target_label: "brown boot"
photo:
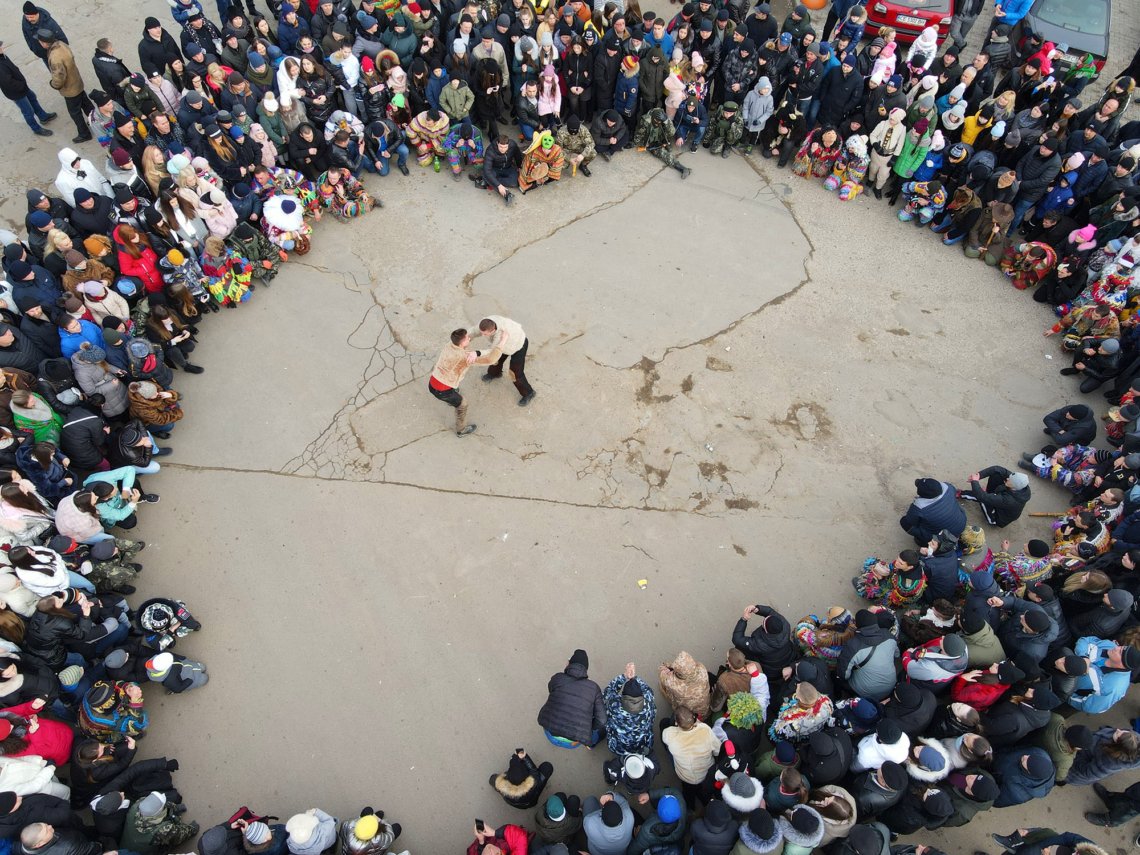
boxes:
[455,402,476,436]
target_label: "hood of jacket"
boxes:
[565,661,588,679]
[778,809,824,848]
[492,772,536,798]
[668,650,704,680]
[57,147,81,172]
[907,737,951,782]
[737,824,783,854]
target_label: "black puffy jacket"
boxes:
[689,800,738,855]
[24,611,97,671]
[60,406,107,474]
[732,606,795,678]
[851,772,904,818]
[536,662,606,743]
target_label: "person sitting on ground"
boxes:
[536,648,606,749]
[961,467,1031,526]
[489,749,553,809]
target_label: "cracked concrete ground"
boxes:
[2,0,1140,851]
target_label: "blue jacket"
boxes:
[677,103,709,132]
[1038,174,1076,216]
[614,72,640,114]
[426,68,450,111]
[996,0,1033,25]
[899,482,967,543]
[277,15,310,55]
[992,747,1054,807]
[1070,636,1132,714]
[913,150,944,181]
[644,31,675,58]
[22,7,68,61]
[1072,158,1109,203]
[58,321,106,361]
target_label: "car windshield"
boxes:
[893,0,951,14]
[1031,0,1107,34]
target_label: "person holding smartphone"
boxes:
[489,748,553,809]
[466,820,530,855]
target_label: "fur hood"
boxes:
[1075,843,1109,855]
[907,737,950,782]
[492,773,536,798]
[737,823,784,854]
[778,807,824,849]
[722,777,765,814]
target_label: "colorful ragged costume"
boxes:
[443,121,485,176]
[406,109,450,166]
[792,128,843,179]
[898,180,948,224]
[824,135,869,201]
[518,130,564,192]
[1000,241,1058,290]
[199,243,252,307]
[316,169,374,221]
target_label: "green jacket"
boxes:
[440,81,475,120]
[893,131,932,178]
[1035,713,1079,782]
[963,623,1006,668]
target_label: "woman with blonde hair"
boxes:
[40,230,76,279]
[141,146,169,199]
[991,90,1017,123]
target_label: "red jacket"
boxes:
[112,225,164,293]
[467,825,530,855]
[949,676,1010,711]
[0,700,74,765]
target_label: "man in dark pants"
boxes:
[961,467,1031,526]
[477,315,536,406]
[0,41,55,136]
[1086,781,1140,831]
[428,328,498,436]
[37,29,91,143]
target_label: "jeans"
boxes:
[676,125,706,147]
[805,96,821,129]
[519,121,537,140]
[68,571,96,593]
[94,619,130,655]
[1009,197,1035,233]
[364,143,410,175]
[80,532,116,545]
[12,90,51,131]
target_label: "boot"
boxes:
[873,186,882,199]
[580,163,591,176]
[183,364,205,374]
[673,162,691,179]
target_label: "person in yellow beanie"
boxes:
[338,807,402,855]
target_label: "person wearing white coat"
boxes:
[906,26,939,68]
[0,755,69,799]
[851,719,910,772]
[54,148,113,207]
[285,809,339,855]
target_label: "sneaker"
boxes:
[40,112,57,123]
[71,133,92,144]
[1084,812,1112,827]
[151,430,171,440]
[135,541,146,551]
[1017,459,1035,472]
[1020,452,1036,464]
[457,424,477,436]
[33,127,53,136]
[518,391,536,407]
[116,585,137,595]
[183,364,205,374]
[991,833,1020,850]
[481,373,499,382]
[152,447,173,457]
[140,493,161,504]
[601,151,612,161]
[504,191,514,206]
[1059,367,1078,375]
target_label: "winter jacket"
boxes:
[742,78,773,133]
[992,748,1054,807]
[71,356,128,418]
[14,444,74,502]
[732,607,796,678]
[613,70,639,115]
[729,820,783,855]
[60,407,106,474]
[0,327,50,375]
[1070,636,1131,714]
[440,80,475,119]
[995,596,1058,662]
[537,661,606,743]
[0,55,32,101]
[800,727,853,785]
[850,771,904,819]
[961,623,1005,668]
[969,466,1030,526]
[628,788,687,855]
[981,700,1051,747]
[45,41,84,99]
[1034,713,1081,782]
[852,732,910,772]
[1015,148,1062,203]
[17,826,99,855]
[136,28,182,79]
[659,651,711,719]
[1043,405,1096,446]
[661,721,720,784]
[602,675,656,757]
[690,801,738,855]
[490,754,551,809]
[582,793,634,855]
[880,686,937,737]
[837,625,899,701]
[942,772,995,826]
[777,806,823,855]
[22,7,68,62]
[815,66,862,128]
[899,481,966,542]
[902,637,968,688]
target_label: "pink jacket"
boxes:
[537,66,561,117]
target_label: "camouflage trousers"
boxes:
[646,145,682,167]
[86,538,142,593]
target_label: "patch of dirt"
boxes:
[706,356,734,372]
[644,464,670,487]
[681,374,694,394]
[725,497,759,510]
[698,461,729,479]
[634,357,675,404]
[772,401,833,441]
[886,328,911,336]
[733,544,748,556]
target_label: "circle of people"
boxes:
[1,0,1140,854]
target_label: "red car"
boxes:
[865,0,954,43]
